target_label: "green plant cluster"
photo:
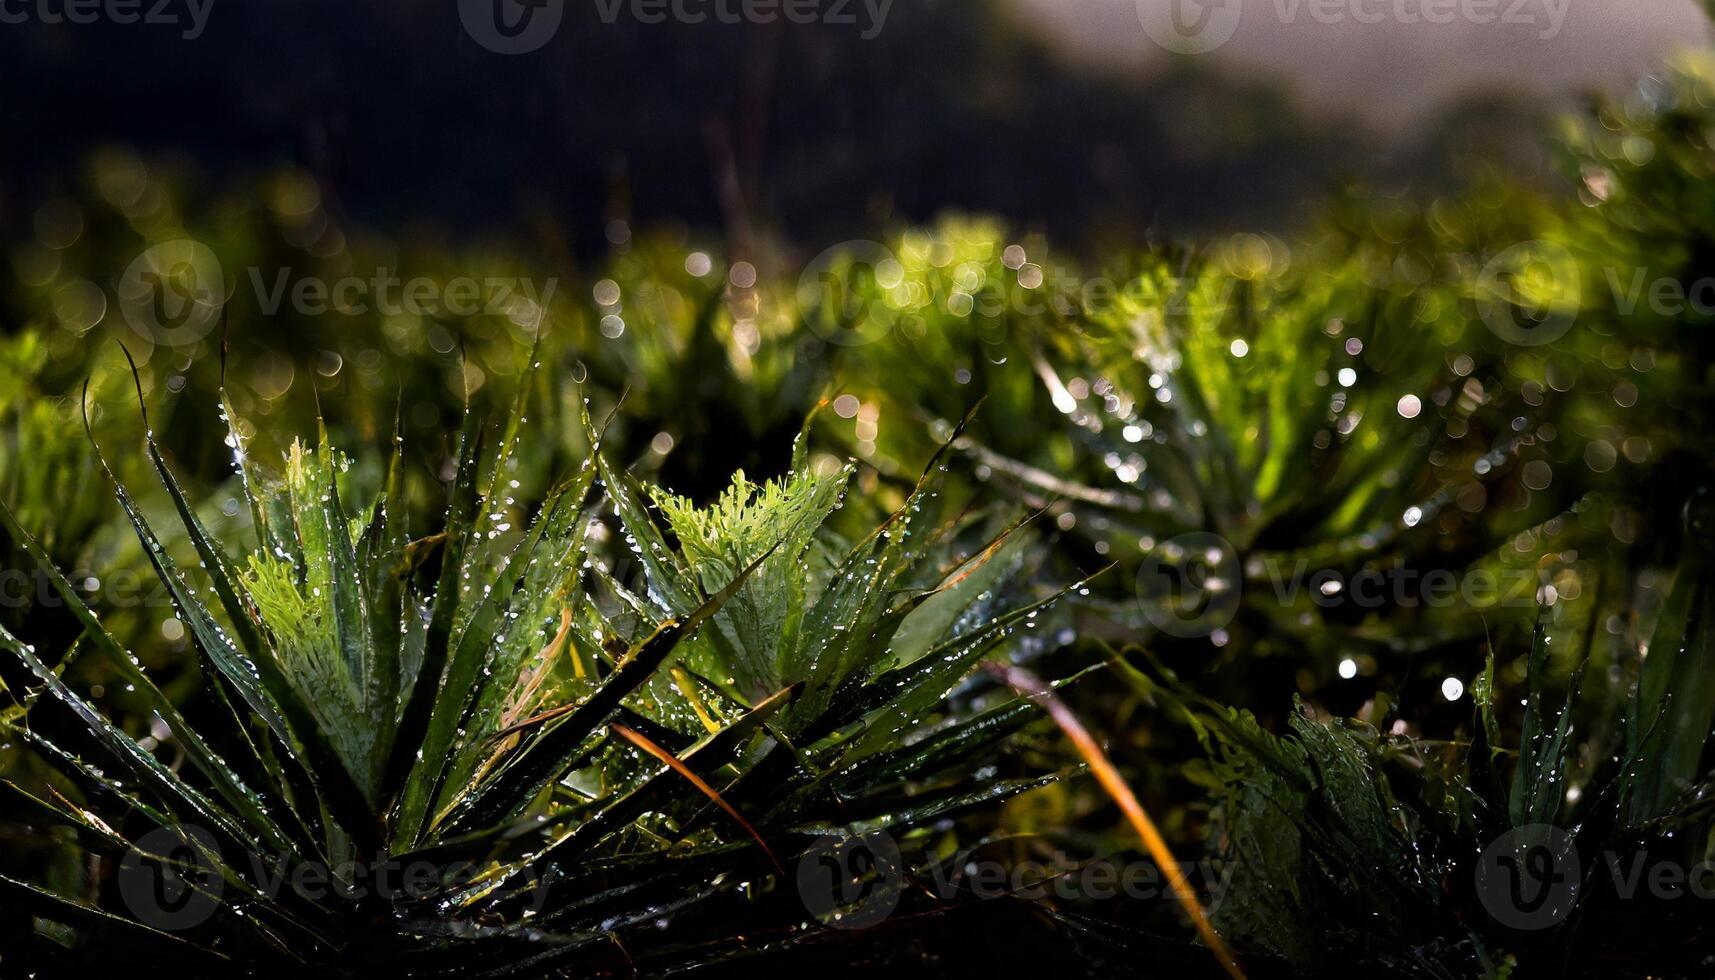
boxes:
[4,46,1715,980]
[0,350,1080,973]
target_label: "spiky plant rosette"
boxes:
[0,362,1079,976]
[1121,500,1715,977]
[796,209,1652,678]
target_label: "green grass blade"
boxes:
[446,544,778,834]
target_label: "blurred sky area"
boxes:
[1026,0,1710,129]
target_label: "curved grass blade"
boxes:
[828,577,1089,757]
[989,662,1245,980]
[1625,552,1715,823]
[391,463,596,842]
[383,405,486,812]
[446,542,780,834]
[0,622,272,855]
[481,683,800,906]
[610,721,782,874]
[0,873,230,965]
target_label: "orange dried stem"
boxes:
[610,722,783,875]
[989,663,1245,980]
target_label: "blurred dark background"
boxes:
[6,0,1680,256]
